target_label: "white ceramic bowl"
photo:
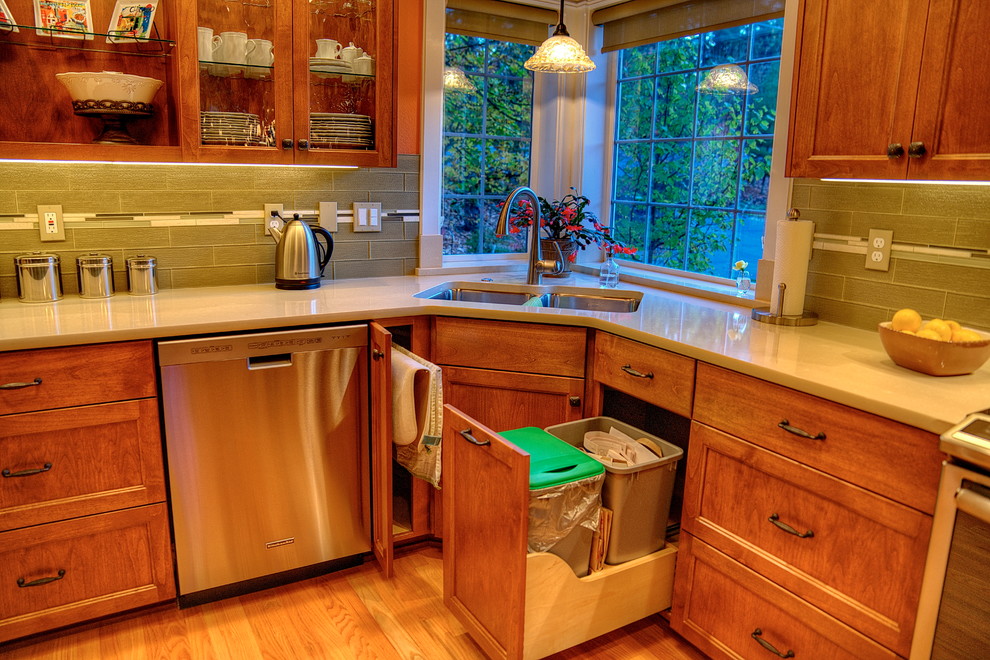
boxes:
[55,71,163,104]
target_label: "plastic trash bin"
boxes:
[544,417,683,565]
[500,427,605,577]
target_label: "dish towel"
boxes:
[391,345,443,488]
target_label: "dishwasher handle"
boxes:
[247,353,293,370]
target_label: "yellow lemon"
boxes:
[951,328,983,343]
[923,319,953,341]
[891,308,922,333]
[916,328,944,341]
[945,319,962,332]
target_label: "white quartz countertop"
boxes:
[1,272,986,435]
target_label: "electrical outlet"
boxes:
[264,203,284,235]
[352,202,382,233]
[865,228,893,271]
[319,201,338,232]
[37,204,66,242]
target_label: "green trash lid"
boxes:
[500,427,605,490]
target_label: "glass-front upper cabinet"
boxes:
[0,0,181,161]
[290,0,394,167]
[181,0,394,165]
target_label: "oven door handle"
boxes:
[956,486,990,525]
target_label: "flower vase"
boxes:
[735,270,752,295]
[541,239,576,277]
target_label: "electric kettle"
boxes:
[269,212,334,290]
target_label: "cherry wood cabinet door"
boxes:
[683,422,931,656]
[442,404,528,660]
[786,0,929,179]
[909,0,990,179]
[369,322,393,578]
[442,366,584,434]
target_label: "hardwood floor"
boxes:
[2,545,706,659]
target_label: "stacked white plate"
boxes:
[310,113,373,149]
[200,111,262,146]
[309,57,353,78]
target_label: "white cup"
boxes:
[315,38,342,59]
[197,27,220,68]
[340,42,362,63]
[353,54,374,76]
[217,31,254,76]
[246,39,274,78]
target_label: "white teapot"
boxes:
[341,42,363,63]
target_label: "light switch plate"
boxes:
[865,228,893,271]
[352,202,382,232]
[37,204,66,242]
[264,203,284,235]
[319,201,338,232]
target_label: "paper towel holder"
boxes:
[751,282,819,326]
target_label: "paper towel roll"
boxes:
[770,219,814,316]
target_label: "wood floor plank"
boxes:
[1,546,702,659]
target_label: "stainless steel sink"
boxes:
[415,281,642,312]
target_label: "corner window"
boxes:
[609,18,783,280]
[442,34,535,256]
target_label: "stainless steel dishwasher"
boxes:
[158,325,371,606]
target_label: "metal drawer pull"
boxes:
[0,377,43,390]
[777,420,826,441]
[2,462,53,478]
[17,569,66,588]
[769,513,814,538]
[620,364,654,379]
[752,629,794,658]
[459,429,490,446]
[372,349,385,360]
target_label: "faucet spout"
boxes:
[496,186,563,285]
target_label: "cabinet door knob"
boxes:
[908,141,927,158]
[569,396,581,407]
[372,349,384,360]
[886,143,904,158]
[298,140,310,150]
[281,138,294,150]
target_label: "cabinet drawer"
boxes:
[0,341,156,416]
[434,317,586,377]
[0,503,175,643]
[693,362,942,513]
[685,422,930,656]
[671,534,895,660]
[0,399,165,531]
[592,333,695,417]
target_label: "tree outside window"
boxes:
[610,19,783,280]
[442,34,535,256]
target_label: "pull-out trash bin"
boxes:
[500,427,605,577]
[545,417,683,565]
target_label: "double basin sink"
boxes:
[415,281,642,313]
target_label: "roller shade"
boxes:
[446,0,558,47]
[592,0,785,52]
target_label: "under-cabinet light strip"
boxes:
[821,178,990,185]
[0,159,358,169]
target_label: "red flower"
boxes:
[561,207,577,221]
[567,252,577,263]
[509,226,521,234]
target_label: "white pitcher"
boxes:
[315,38,342,59]
[246,38,274,78]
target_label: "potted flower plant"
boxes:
[504,188,636,276]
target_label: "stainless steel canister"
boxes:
[126,255,158,296]
[14,252,63,303]
[76,253,114,299]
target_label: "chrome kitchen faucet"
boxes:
[495,186,563,285]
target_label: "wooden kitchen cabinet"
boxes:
[434,317,587,433]
[787,0,990,180]
[0,340,174,643]
[671,362,943,658]
[0,0,396,166]
[443,404,677,660]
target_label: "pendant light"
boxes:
[697,64,758,95]
[524,0,596,73]
[443,66,477,94]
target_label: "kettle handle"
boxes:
[311,226,334,275]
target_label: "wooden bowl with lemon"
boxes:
[878,309,990,376]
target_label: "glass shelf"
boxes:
[200,60,274,79]
[0,23,174,55]
[309,68,374,80]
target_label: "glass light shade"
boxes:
[524,35,596,73]
[443,66,476,93]
[697,64,758,95]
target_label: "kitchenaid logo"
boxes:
[266,537,295,549]
[247,338,323,350]
[190,344,233,354]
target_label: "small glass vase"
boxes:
[735,270,751,295]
